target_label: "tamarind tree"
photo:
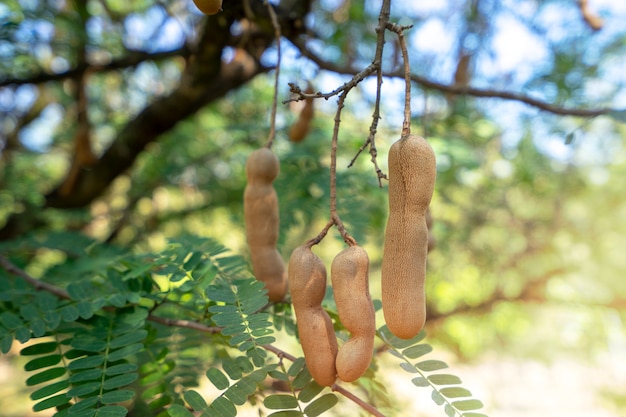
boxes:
[2,0,626,416]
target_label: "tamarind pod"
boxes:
[289,86,315,143]
[244,148,287,302]
[381,134,436,339]
[192,0,222,15]
[331,245,376,382]
[249,247,288,303]
[288,246,338,386]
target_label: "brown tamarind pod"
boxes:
[381,134,436,339]
[288,85,315,143]
[288,245,338,387]
[192,0,222,15]
[244,148,287,302]
[331,245,375,382]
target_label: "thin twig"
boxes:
[329,92,357,246]
[284,63,378,104]
[264,1,282,148]
[0,254,71,300]
[332,384,388,417]
[386,22,413,137]
[347,0,391,186]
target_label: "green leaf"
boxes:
[210,396,236,417]
[103,373,138,389]
[416,360,448,372]
[70,368,103,383]
[221,359,242,380]
[106,363,138,376]
[30,317,47,337]
[30,379,70,400]
[1,311,22,329]
[26,367,67,386]
[253,335,275,345]
[60,305,80,322]
[403,344,433,359]
[71,337,108,353]
[399,362,418,373]
[94,405,128,417]
[411,376,430,387]
[1,335,13,354]
[107,294,128,308]
[440,387,472,398]
[268,412,304,417]
[225,375,260,405]
[67,381,101,397]
[21,341,58,356]
[297,380,323,403]
[184,390,208,411]
[25,354,63,371]
[76,301,94,319]
[445,403,456,417]
[67,408,96,417]
[379,326,426,348]
[292,366,312,389]
[428,374,463,385]
[20,304,39,320]
[303,393,338,417]
[107,343,144,362]
[221,324,248,336]
[452,399,483,411]
[264,394,299,410]
[206,368,230,390]
[100,390,136,404]
[33,393,71,411]
[287,357,306,377]
[67,396,99,413]
[167,404,195,417]
[68,355,105,370]
[44,311,61,329]
[461,413,488,417]
[235,356,254,373]
[15,325,31,343]
[431,389,445,406]
[109,330,147,349]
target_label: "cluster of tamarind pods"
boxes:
[195,0,438,387]
[243,133,436,386]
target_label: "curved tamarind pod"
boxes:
[331,245,375,382]
[288,245,338,386]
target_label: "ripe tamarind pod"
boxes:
[192,0,222,15]
[381,134,436,339]
[331,245,376,382]
[288,245,338,386]
[288,85,315,143]
[244,148,287,302]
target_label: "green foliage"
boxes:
[379,326,487,417]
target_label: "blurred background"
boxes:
[1,0,626,416]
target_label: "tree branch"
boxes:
[0,48,191,88]
[288,37,614,118]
